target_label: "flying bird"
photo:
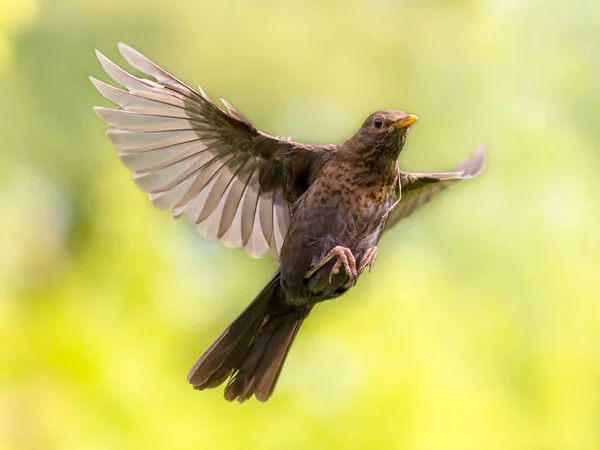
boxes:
[91,43,486,403]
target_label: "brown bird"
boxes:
[91,43,486,403]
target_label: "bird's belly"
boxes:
[279,191,388,303]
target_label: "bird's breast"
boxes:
[282,161,395,261]
[278,157,397,303]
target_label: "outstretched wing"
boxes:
[384,146,486,231]
[91,43,327,260]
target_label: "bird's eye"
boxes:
[374,118,383,129]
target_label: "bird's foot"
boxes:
[305,246,358,287]
[358,246,378,273]
[328,246,358,286]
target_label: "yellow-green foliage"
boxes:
[1,0,599,448]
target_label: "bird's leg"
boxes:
[304,246,358,285]
[358,246,378,273]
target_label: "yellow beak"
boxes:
[392,114,418,129]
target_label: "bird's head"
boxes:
[354,110,418,161]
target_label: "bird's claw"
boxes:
[327,246,358,285]
[305,245,357,287]
[358,246,378,273]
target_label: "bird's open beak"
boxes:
[392,114,418,129]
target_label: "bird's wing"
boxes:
[91,43,327,260]
[384,146,486,231]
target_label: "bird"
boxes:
[91,43,486,403]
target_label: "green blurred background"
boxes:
[1,0,599,448]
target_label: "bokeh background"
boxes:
[1,0,599,448]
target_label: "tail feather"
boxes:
[187,273,310,402]
[187,277,276,389]
[225,307,309,402]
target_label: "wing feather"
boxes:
[119,141,208,172]
[93,44,326,260]
[384,146,486,231]
[217,161,256,239]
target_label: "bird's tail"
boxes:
[187,273,310,402]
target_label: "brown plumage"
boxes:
[91,43,486,403]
